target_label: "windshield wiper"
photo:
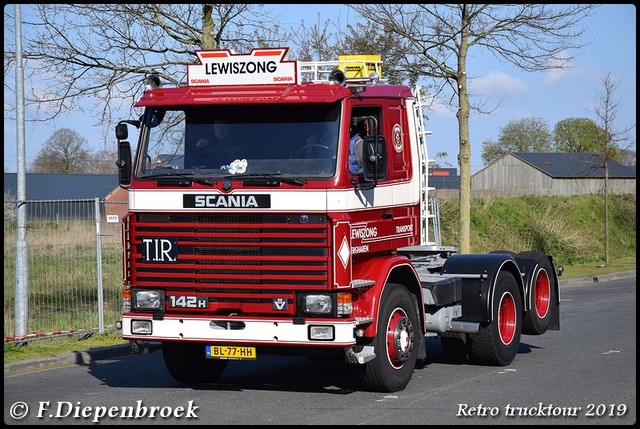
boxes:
[141,172,215,186]
[225,173,305,186]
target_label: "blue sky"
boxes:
[4,4,636,173]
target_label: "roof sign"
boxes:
[187,47,297,87]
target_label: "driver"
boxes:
[187,120,240,168]
[348,119,367,174]
[299,117,337,159]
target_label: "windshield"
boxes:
[135,103,341,179]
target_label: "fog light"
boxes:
[309,325,334,341]
[131,320,152,335]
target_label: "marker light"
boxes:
[337,293,352,316]
[122,289,131,312]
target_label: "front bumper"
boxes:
[121,314,357,346]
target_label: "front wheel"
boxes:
[360,284,420,392]
[468,271,522,366]
[162,342,228,384]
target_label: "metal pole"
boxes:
[14,3,29,344]
[95,198,105,334]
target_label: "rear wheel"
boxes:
[361,284,419,392]
[517,251,556,335]
[162,342,228,384]
[468,271,522,366]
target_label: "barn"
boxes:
[471,152,636,197]
[3,173,124,221]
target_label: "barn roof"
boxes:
[510,152,636,179]
[3,173,118,200]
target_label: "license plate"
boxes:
[206,345,256,360]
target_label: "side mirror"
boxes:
[363,135,387,182]
[116,141,132,188]
[115,123,128,140]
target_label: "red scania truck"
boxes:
[115,48,561,392]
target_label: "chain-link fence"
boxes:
[4,198,127,342]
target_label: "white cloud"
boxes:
[542,51,573,84]
[470,71,528,97]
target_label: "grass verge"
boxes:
[4,330,127,364]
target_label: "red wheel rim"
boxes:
[534,269,551,319]
[498,292,517,345]
[385,308,414,368]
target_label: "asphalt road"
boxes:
[4,271,636,425]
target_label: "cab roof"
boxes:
[135,83,413,107]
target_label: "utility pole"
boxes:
[14,3,30,344]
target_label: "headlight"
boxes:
[133,290,164,310]
[303,294,332,315]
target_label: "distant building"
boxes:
[3,173,124,221]
[471,152,636,197]
[429,167,460,190]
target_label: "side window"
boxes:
[349,107,383,177]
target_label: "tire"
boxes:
[440,332,470,364]
[361,283,420,392]
[468,271,522,366]
[517,251,556,335]
[162,342,228,384]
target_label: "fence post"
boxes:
[95,198,105,334]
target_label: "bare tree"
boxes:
[292,14,409,85]
[617,148,636,167]
[30,128,92,173]
[89,149,118,174]
[4,4,292,151]
[338,21,411,85]
[292,12,340,62]
[591,72,636,267]
[350,4,598,253]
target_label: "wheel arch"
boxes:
[352,255,423,339]
[441,253,525,323]
[388,263,424,336]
